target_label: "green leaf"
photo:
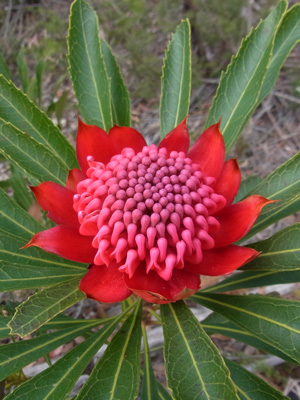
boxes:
[234,175,261,203]
[194,293,300,364]
[0,75,77,170]
[0,179,10,189]
[0,52,11,80]
[8,277,85,337]
[17,51,30,93]
[40,314,116,332]
[10,164,34,210]
[202,270,300,293]
[225,358,288,400]
[0,320,104,381]
[258,4,300,102]
[0,120,69,185]
[141,325,160,400]
[160,20,191,139]
[5,315,125,400]
[244,150,300,239]
[77,299,142,400]
[0,187,86,271]
[205,0,287,151]
[101,40,131,126]
[201,312,295,364]
[156,382,173,400]
[160,301,238,400]
[68,0,113,131]
[0,186,44,238]
[243,224,300,271]
[0,261,84,292]
[0,231,85,273]
[0,316,10,339]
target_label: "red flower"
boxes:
[25,118,272,304]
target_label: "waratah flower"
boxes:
[25,118,272,304]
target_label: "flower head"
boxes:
[25,118,272,304]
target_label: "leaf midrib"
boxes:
[43,322,116,400]
[168,303,210,400]
[202,271,275,292]
[221,35,273,143]
[78,1,107,131]
[0,80,72,171]
[109,301,140,400]
[173,27,187,128]
[0,322,100,367]
[195,294,300,335]
[0,127,65,185]
[9,285,82,335]
[0,248,86,270]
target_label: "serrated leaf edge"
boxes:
[205,0,288,150]
[159,19,191,138]
[8,277,85,337]
[67,0,113,132]
[0,74,76,171]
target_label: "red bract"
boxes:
[25,118,272,304]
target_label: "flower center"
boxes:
[73,145,226,280]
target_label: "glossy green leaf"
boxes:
[0,188,86,271]
[205,0,287,151]
[160,20,191,139]
[0,320,104,381]
[0,120,69,185]
[0,261,84,291]
[225,359,288,400]
[156,382,173,400]
[40,314,116,332]
[202,270,300,293]
[234,175,261,203]
[243,224,300,271]
[244,151,300,239]
[77,299,142,400]
[68,0,113,131]
[0,53,11,80]
[0,231,85,273]
[0,316,10,339]
[5,315,124,400]
[0,75,77,170]
[201,312,295,364]
[101,40,131,126]
[9,164,34,210]
[259,4,300,102]
[141,325,160,400]
[160,301,238,400]
[194,293,300,364]
[8,277,85,337]
[0,186,43,239]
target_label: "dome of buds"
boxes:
[74,145,226,282]
[25,118,272,304]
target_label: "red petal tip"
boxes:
[20,237,35,250]
[188,122,225,179]
[158,117,190,155]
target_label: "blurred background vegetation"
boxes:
[0,0,300,225]
[0,0,283,104]
[1,0,300,203]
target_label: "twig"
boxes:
[274,91,300,105]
